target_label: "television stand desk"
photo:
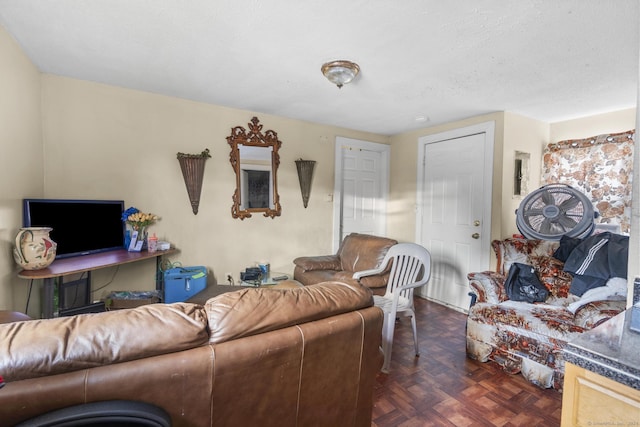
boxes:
[18,248,177,318]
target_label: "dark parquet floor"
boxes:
[371,298,563,427]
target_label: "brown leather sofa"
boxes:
[293,233,398,295]
[0,281,383,427]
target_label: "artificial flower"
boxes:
[122,206,159,231]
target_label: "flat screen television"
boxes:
[23,199,125,259]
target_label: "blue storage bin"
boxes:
[164,266,207,303]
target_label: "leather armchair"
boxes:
[293,233,397,295]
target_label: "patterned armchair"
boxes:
[466,238,627,391]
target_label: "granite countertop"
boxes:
[564,305,640,391]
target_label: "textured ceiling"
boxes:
[0,0,638,135]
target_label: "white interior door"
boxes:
[333,137,390,251]
[416,122,494,312]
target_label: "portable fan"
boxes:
[515,184,596,240]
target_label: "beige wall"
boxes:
[550,108,636,142]
[1,23,636,314]
[388,109,637,251]
[389,112,552,242]
[388,112,551,270]
[0,26,43,314]
[502,112,549,237]
[38,75,387,303]
[388,113,506,246]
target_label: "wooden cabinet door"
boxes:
[561,362,640,426]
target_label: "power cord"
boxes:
[227,274,235,285]
[92,266,120,294]
[159,259,182,274]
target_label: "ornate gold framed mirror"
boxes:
[227,117,282,219]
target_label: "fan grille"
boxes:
[516,184,595,240]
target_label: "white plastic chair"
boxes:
[353,243,432,373]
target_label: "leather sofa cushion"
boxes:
[293,255,342,272]
[206,281,374,344]
[338,233,397,273]
[0,303,209,382]
[293,269,387,294]
[294,270,356,285]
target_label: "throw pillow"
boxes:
[492,239,531,276]
[492,239,559,276]
[529,255,572,298]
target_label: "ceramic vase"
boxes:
[13,227,57,270]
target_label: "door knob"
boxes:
[472,233,480,239]
[474,220,481,227]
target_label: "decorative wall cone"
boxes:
[177,149,211,214]
[295,159,316,208]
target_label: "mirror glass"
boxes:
[513,151,530,198]
[227,117,282,219]
[239,145,273,210]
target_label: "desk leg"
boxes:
[156,256,164,294]
[42,277,56,319]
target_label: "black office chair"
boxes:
[16,400,171,427]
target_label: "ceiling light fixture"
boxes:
[321,60,360,89]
